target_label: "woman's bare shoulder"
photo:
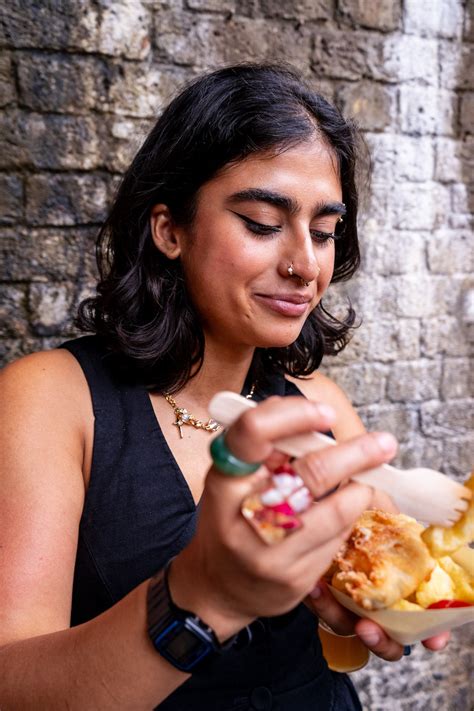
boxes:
[286,372,366,440]
[1,347,91,413]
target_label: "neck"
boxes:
[175,341,256,408]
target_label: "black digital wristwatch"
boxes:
[146,562,238,673]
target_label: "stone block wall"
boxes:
[0,1,472,709]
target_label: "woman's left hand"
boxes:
[306,579,450,661]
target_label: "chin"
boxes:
[252,328,303,350]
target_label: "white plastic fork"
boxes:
[208,391,472,527]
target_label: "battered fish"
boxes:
[331,510,435,610]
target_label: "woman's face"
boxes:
[177,137,344,351]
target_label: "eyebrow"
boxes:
[226,188,347,217]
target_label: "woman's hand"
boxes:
[168,396,398,642]
[307,579,450,661]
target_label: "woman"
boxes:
[0,64,449,709]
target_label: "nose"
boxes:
[278,225,320,285]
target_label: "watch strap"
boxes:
[147,561,238,672]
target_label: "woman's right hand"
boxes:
[168,396,398,641]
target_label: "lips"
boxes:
[253,292,312,317]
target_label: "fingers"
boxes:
[421,631,450,651]
[306,579,358,636]
[224,396,336,463]
[294,431,398,501]
[355,618,404,662]
[285,481,374,556]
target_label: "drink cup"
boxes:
[318,621,370,673]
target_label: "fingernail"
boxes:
[310,584,322,599]
[375,432,397,455]
[360,631,380,646]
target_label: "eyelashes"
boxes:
[234,212,341,246]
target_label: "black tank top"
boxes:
[61,336,362,711]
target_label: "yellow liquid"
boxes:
[318,623,370,673]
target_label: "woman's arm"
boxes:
[0,352,191,709]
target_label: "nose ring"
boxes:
[287,262,319,287]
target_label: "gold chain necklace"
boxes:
[164,383,256,439]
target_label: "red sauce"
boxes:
[427,599,473,609]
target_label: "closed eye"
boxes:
[310,230,336,245]
[232,212,281,236]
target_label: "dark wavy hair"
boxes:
[77,63,361,393]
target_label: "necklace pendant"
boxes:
[173,419,185,438]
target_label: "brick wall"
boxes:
[0,1,473,709]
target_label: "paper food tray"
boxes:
[328,586,474,645]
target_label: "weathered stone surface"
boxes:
[383,35,438,84]
[26,174,108,226]
[0,52,16,107]
[404,0,464,39]
[17,54,108,113]
[358,403,417,442]
[361,229,426,276]
[311,31,388,81]
[441,358,473,400]
[106,62,189,117]
[421,399,473,438]
[324,363,389,406]
[354,627,471,711]
[0,226,97,281]
[1,0,100,51]
[399,86,456,136]
[98,0,152,59]
[186,0,237,12]
[421,316,471,358]
[368,319,421,362]
[28,282,74,336]
[338,0,401,31]
[0,284,29,336]
[105,117,154,173]
[393,135,435,182]
[397,433,444,471]
[0,111,104,170]
[427,229,473,274]
[439,40,474,90]
[155,13,312,72]
[343,273,398,321]
[0,337,43,365]
[259,0,331,21]
[387,360,442,402]
[460,92,474,134]
[443,435,474,478]
[0,175,23,224]
[393,182,449,230]
[336,81,393,131]
[435,136,474,182]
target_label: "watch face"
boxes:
[154,620,214,672]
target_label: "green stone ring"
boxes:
[210,432,261,477]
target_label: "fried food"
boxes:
[422,473,474,558]
[415,562,455,608]
[331,510,435,610]
[438,555,474,603]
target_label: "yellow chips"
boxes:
[422,474,474,558]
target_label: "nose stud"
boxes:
[287,262,319,287]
